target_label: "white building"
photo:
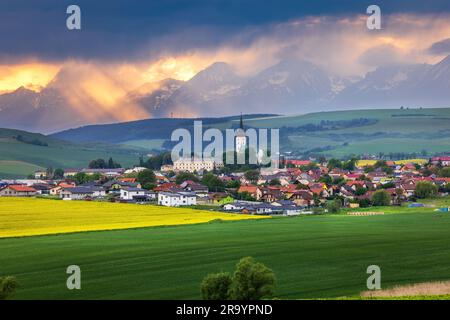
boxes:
[120,187,147,200]
[124,167,148,175]
[173,158,223,173]
[158,191,197,207]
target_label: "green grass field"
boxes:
[0,160,44,179]
[1,201,450,299]
[0,128,144,178]
[244,108,450,157]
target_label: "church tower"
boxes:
[236,113,247,153]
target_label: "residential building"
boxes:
[158,191,197,207]
[120,187,147,200]
[0,185,37,197]
[60,187,106,200]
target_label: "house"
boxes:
[34,170,48,179]
[31,183,52,195]
[180,180,209,196]
[158,191,197,207]
[285,160,311,168]
[81,168,125,178]
[120,187,148,201]
[63,169,82,177]
[103,181,141,192]
[160,164,174,172]
[260,188,284,203]
[431,156,450,166]
[287,190,314,206]
[0,185,37,197]
[123,167,148,174]
[50,182,75,196]
[223,201,260,211]
[60,186,106,200]
[237,185,262,200]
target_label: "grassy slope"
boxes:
[245,108,450,156]
[0,128,142,178]
[51,108,450,157]
[1,206,450,299]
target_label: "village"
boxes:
[1,155,449,216]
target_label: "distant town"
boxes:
[1,154,449,215]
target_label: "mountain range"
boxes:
[1,56,450,133]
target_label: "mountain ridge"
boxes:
[1,56,450,133]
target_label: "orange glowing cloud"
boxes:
[0,62,60,93]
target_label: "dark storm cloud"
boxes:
[1,0,450,63]
[428,38,450,55]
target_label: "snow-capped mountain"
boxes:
[1,55,450,133]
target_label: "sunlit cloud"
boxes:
[0,62,60,94]
[2,13,450,125]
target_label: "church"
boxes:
[236,114,247,153]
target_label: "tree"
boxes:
[228,257,276,300]
[201,272,232,300]
[89,158,107,169]
[244,170,259,183]
[342,158,357,171]
[53,168,64,179]
[226,180,241,189]
[73,172,89,185]
[201,173,225,192]
[438,167,450,178]
[318,174,332,185]
[239,191,256,201]
[0,276,18,300]
[371,190,391,206]
[175,171,199,184]
[137,169,156,186]
[268,178,281,186]
[354,186,367,196]
[415,181,438,199]
[326,198,342,213]
[327,159,342,170]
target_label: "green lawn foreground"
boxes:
[1,208,450,299]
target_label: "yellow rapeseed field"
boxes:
[0,197,269,238]
[356,159,428,167]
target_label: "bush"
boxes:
[371,190,391,206]
[0,276,18,300]
[201,272,232,300]
[228,257,276,300]
[200,257,276,300]
[438,167,450,178]
[414,181,438,199]
[326,198,342,213]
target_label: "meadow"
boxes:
[0,198,267,238]
[0,128,142,178]
[1,198,450,299]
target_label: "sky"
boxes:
[1,0,450,116]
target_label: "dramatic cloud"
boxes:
[429,38,450,55]
[2,1,450,129]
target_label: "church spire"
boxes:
[239,113,244,129]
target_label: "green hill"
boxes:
[0,128,143,178]
[51,108,450,159]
